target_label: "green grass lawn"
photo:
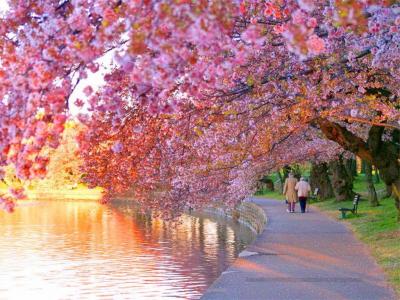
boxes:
[353,173,386,195]
[256,174,399,296]
[254,189,285,200]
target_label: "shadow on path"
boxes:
[201,198,396,300]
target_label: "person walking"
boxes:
[295,177,311,213]
[283,173,298,213]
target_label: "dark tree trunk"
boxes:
[329,157,355,202]
[317,119,400,221]
[395,194,400,222]
[361,160,367,174]
[310,162,333,200]
[266,180,274,191]
[368,127,400,220]
[393,180,400,221]
[260,176,274,191]
[350,158,358,177]
[365,162,379,207]
[344,157,356,181]
[374,167,380,184]
[385,184,393,198]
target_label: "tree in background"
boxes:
[0,120,84,207]
[365,162,379,207]
[34,120,83,190]
[309,162,334,200]
[345,158,358,178]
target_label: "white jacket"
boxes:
[295,180,311,198]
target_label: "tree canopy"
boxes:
[0,0,399,215]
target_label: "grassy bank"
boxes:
[256,174,399,296]
[254,190,285,200]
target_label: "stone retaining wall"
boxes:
[203,201,266,234]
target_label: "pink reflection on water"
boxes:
[0,200,254,299]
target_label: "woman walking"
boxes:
[283,173,298,213]
[295,177,311,213]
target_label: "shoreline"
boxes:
[201,201,267,235]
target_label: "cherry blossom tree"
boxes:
[0,0,399,217]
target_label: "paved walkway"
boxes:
[201,198,396,300]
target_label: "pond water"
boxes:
[0,200,255,299]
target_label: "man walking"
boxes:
[283,173,298,213]
[295,177,311,213]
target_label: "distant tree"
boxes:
[365,162,379,207]
[35,120,84,189]
[1,121,83,192]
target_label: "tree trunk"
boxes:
[393,179,400,221]
[385,184,392,198]
[266,179,274,191]
[395,195,400,222]
[309,162,333,200]
[329,157,355,202]
[344,157,356,180]
[365,162,379,207]
[351,158,358,177]
[260,176,274,191]
[374,167,380,184]
[361,160,367,174]
[317,119,400,220]
[368,127,400,220]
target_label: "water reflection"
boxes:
[0,200,255,299]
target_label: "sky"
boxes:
[0,1,8,15]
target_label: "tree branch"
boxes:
[316,118,373,163]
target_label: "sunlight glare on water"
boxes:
[0,200,255,299]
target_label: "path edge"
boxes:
[311,202,398,298]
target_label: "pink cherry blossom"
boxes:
[111,141,123,153]
[0,0,399,215]
[83,86,94,97]
[306,34,326,55]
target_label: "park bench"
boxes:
[338,194,360,219]
[309,188,319,200]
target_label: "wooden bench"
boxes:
[338,194,360,219]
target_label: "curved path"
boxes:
[201,198,396,300]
